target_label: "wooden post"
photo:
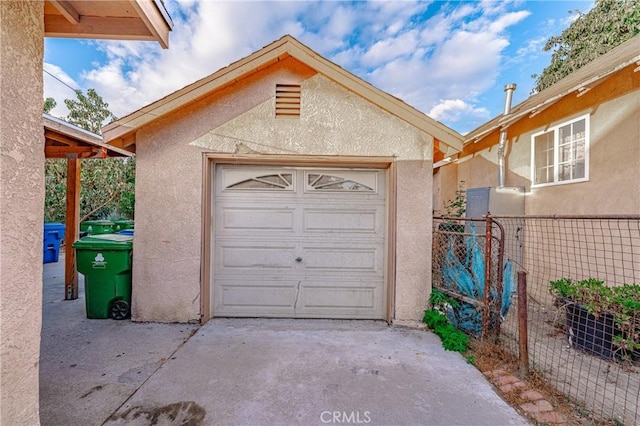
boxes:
[518,271,530,379]
[64,155,80,300]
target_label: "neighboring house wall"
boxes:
[527,90,639,215]
[448,87,639,215]
[133,57,434,323]
[435,73,639,307]
[0,2,44,424]
[432,162,460,215]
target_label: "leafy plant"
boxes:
[532,0,640,93]
[423,290,470,354]
[549,278,640,359]
[64,88,117,134]
[43,97,57,114]
[423,309,470,353]
[44,157,136,222]
[429,289,459,310]
[442,181,466,218]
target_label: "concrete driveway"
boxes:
[41,255,527,425]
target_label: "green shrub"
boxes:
[423,307,470,353]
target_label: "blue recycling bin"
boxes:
[44,222,66,263]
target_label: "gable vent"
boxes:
[275,84,301,118]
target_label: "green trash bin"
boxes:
[80,220,115,235]
[73,234,133,320]
[113,219,134,232]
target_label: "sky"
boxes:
[43,0,595,135]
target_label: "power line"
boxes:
[43,68,80,94]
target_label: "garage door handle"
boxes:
[295,257,303,262]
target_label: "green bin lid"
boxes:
[72,233,133,250]
[81,220,115,225]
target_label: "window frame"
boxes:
[530,114,590,188]
[222,168,296,192]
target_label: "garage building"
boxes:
[103,35,463,323]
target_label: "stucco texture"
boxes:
[0,1,44,424]
[451,89,640,215]
[133,58,434,323]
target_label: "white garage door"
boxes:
[213,164,386,319]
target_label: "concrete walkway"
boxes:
[40,254,528,425]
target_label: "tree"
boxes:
[43,97,57,114]
[64,88,117,133]
[44,160,67,222]
[78,157,135,221]
[44,89,136,222]
[44,157,136,223]
[532,0,640,93]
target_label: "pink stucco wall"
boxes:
[132,58,435,323]
[0,1,45,423]
[438,88,640,215]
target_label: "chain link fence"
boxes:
[432,215,640,425]
[432,217,508,338]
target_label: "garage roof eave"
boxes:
[102,35,464,152]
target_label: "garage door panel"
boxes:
[303,208,381,234]
[298,282,384,318]
[220,207,296,232]
[301,247,380,272]
[219,284,297,308]
[301,285,376,309]
[218,245,296,271]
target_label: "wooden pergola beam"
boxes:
[64,155,80,300]
[49,0,80,24]
[45,129,75,145]
[45,146,101,158]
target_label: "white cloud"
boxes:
[325,6,356,38]
[420,15,454,46]
[361,30,420,67]
[43,0,551,131]
[429,99,489,123]
[514,36,547,61]
[43,63,77,118]
[488,11,531,33]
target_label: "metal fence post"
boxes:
[482,214,492,338]
[517,270,529,379]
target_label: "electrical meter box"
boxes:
[465,187,525,219]
[465,186,525,267]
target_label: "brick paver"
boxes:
[495,374,520,386]
[520,390,544,401]
[520,400,554,413]
[483,366,566,425]
[535,410,566,425]
[500,381,526,393]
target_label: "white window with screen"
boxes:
[531,115,589,187]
